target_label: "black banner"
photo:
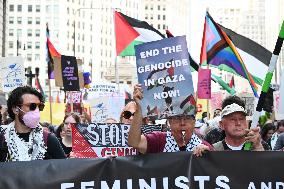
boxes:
[1,152,284,189]
[61,55,79,91]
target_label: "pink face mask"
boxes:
[22,109,40,129]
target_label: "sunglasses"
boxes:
[21,103,45,111]
[122,111,135,119]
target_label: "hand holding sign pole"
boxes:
[244,20,284,150]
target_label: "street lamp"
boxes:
[73,7,120,84]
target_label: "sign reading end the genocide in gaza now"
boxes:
[135,36,195,119]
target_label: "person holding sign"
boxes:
[0,86,65,161]
[128,84,213,154]
[213,96,267,151]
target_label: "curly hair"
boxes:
[7,86,44,120]
[221,95,245,110]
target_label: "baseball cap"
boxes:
[221,103,247,119]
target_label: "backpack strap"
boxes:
[43,130,49,147]
[0,133,4,148]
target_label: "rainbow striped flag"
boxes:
[200,12,258,97]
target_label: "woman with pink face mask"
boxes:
[0,86,65,162]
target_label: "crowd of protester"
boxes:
[0,85,284,162]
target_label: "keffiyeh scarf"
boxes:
[163,131,202,152]
[1,122,46,161]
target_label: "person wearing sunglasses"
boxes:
[128,84,213,154]
[120,101,137,124]
[0,86,65,162]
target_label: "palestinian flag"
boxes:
[35,75,45,97]
[114,11,164,56]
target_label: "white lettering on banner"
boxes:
[137,59,188,73]
[81,181,95,189]
[109,124,120,145]
[194,176,210,189]
[175,176,189,189]
[127,179,133,189]
[101,147,137,157]
[85,124,130,146]
[144,74,185,87]
[101,180,121,189]
[161,45,182,54]
[276,182,284,188]
[139,178,156,189]
[153,90,180,100]
[87,125,100,145]
[261,182,272,189]
[140,49,159,59]
[248,182,256,189]
[216,176,230,189]
[163,177,169,189]
[247,182,284,189]
[61,183,75,189]
[60,176,190,189]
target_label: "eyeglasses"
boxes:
[168,115,195,121]
[21,103,45,111]
[122,111,135,119]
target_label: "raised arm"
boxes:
[127,84,147,154]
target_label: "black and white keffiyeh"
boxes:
[1,122,46,161]
[163,131,202,152]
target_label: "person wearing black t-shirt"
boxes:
[0,86,65,162]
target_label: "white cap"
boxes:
[221,103,246,119]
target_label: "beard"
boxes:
[18,111,26,126]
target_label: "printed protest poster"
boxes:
[197,68,211,99]
[278,68,284,115]
[273,91,284,120]
[0,56,25,92]
[72,123,136,158]
[86,83,125,122]
[210,92,224,111]
[135,36,195,118]
[66,91,82,103]
[61,55,80,91]
[196,98,207,120]
[72,123,162,158]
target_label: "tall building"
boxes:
[0,0,6,57]
[6,0,142,95]
[143,0,189,36]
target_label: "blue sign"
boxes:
[135,36,196,118]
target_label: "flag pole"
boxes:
[244,20,284,150]
[48,79,53,125]
[113,8,121,89]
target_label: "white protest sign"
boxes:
[0,56,25,92]
[86,83,125,122]
[66,91,82,103]
[278,68,284,115]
